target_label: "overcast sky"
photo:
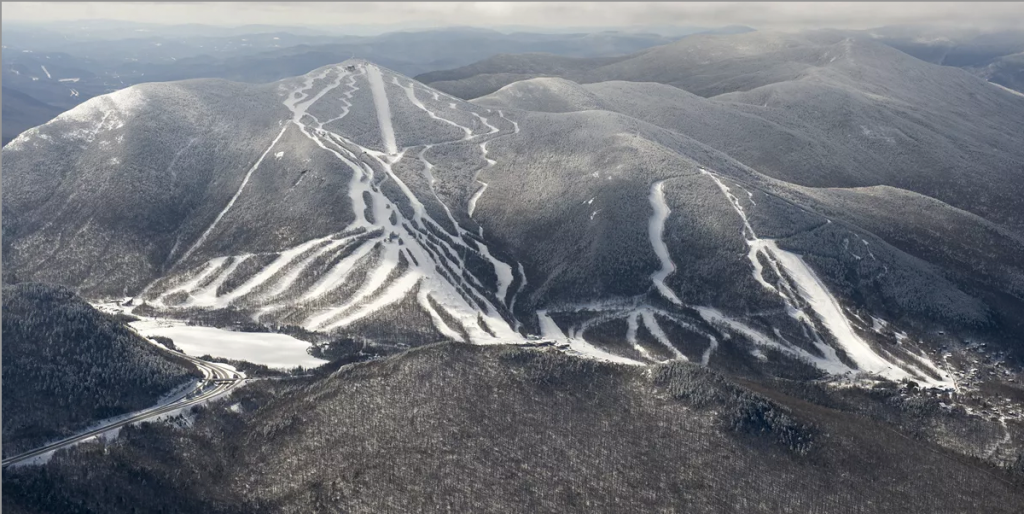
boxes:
[4,2,1023,32]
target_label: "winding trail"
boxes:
[648,180,683,306]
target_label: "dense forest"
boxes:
[2,283,201,456]
[3,343,1023,513]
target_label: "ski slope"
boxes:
[130,60,960,382]
[146,61,525,347]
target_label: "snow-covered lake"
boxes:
[131,318,327,369]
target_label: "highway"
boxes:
[1,352,245,469]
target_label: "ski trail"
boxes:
[480,141,496,167]
[537,311,642,365]
[283,67,334,122]
[158,257,229,298]
[188,255,250,305]
[641,310,687,361]
[626,312,656,361]
[373,152,428,221]
[700,335,719,366]
[294,69,347,124]
[698,168,950,385]
[296,240,377,303]
[499,110,519,134]
[765,241,904,375]
[322,272,422,330]
[306,249,401,330]
[648,180,683,306]
[695,306,852,374]
[418,287,466,342]
[417,145,437,186]
[471,112,500,135]
[154,62,529,347]
[177,124,290,265]
[509,263,528,315]
[473,240,513,305]
[394,78,472,139]
[467,182,488,217]
[261,237,355,301]
[317,70,361,128]
[210,236,349,308]
[467,138,499,219]
[366,64,397,155]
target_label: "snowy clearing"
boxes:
[131,318,327,369]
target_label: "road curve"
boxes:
[2,352,245,469]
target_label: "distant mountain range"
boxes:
[2,87,62,146]
[6,24,1021,147]
[418,28,1024,97]
[0,25,687,144]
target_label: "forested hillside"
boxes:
[2,283,201,456]
[3,343,1023,513]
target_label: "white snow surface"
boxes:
[647,180,683,305]
[394,77,472,139]
[641,309,687,361]
[467,182,488,217]
[132,318,327,369]
[128,62,951,377]
[56,86,146,125]
[626,312,656,361]
[366,64,398,155]
[990,81,1024,99]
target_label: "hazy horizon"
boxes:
[3,2,1023,34]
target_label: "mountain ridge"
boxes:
[3,54,1020,389]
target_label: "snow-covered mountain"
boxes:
[4,56,1021,388]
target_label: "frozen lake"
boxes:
[131,318,328,369]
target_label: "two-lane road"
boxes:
[2,354,245,469]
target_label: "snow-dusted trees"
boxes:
[2,283,200,455]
